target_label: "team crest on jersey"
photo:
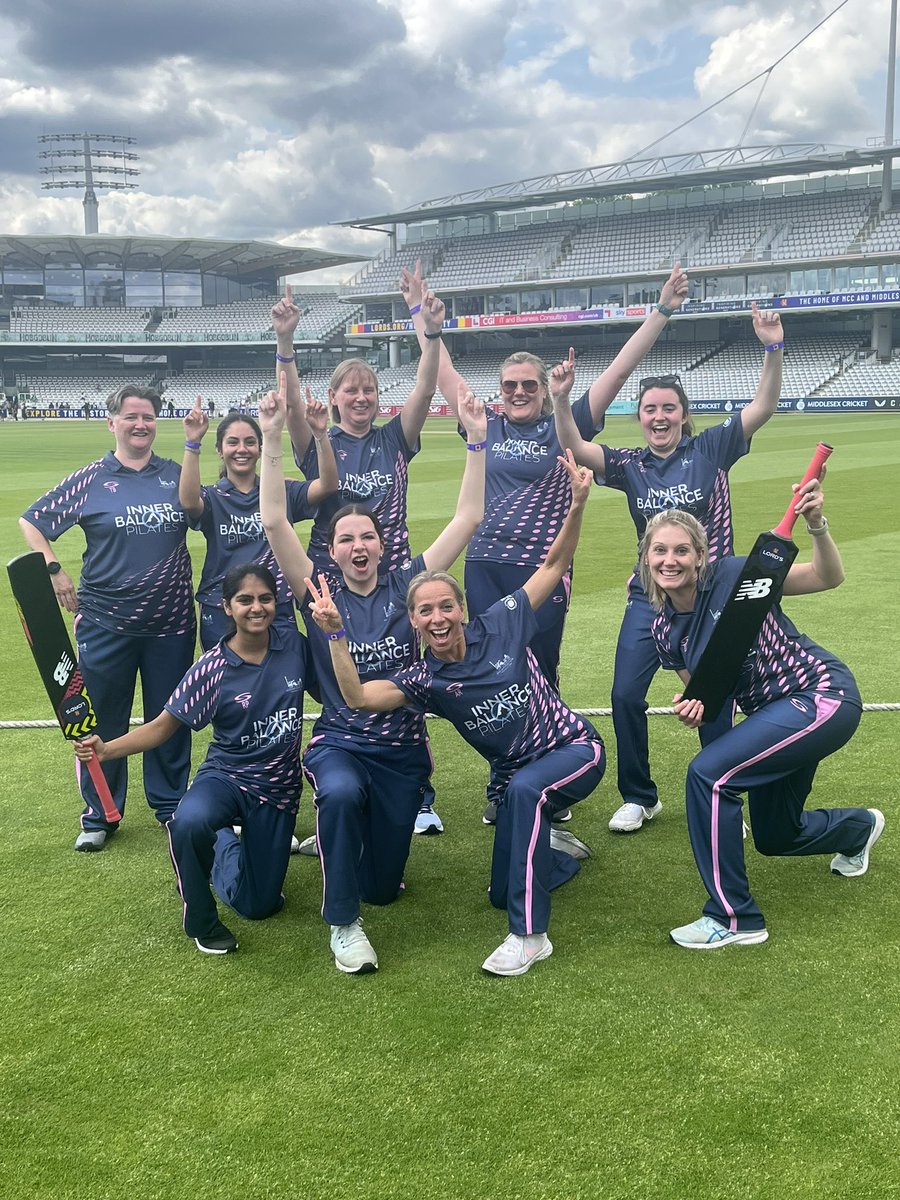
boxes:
[234,692,253,709]
[709,609,721,622]
[490,655,513,672]
[103,480,119,493]
[503,596,517,609]
[447,683,464,698]
[383,601,396,619]
[681,456,692,469]
[283,676,303,689]
[158,479,177,489]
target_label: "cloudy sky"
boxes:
[0,0,895,280]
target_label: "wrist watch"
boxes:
[47,561,62,575]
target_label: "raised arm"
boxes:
[551,348,606,474]
[741,302,784,438]
[272,284,311,459]
[179,395,209,520]
[305,574,408,711]
[400,260,468,417]
[302,390,340,504]
[422,385,487,572]
[18,518,79,613]
[781,475,844,595]
[522,451,591,611]
[398,288,445,448]
[75,710,182,762]
[258,372,315,596]
[585,262,690,424]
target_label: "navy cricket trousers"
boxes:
[167,770,296,940]
[75,615,194,830]
[489,740,605,936]
[683,692,869,931]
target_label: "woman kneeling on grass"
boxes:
[305,450,605,977]
[640,482,883,950]
[75,562,311,956]
[260,374,489,976]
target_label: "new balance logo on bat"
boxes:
[53,652,74,686]
[734,578,774,601]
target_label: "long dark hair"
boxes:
[221,562,278,635]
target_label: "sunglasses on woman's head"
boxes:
[639,374,682,394]
[500,379,540,395]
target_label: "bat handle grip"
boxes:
[771,442,833,539]
[84,753,123,825]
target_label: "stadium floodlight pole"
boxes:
[882,0,898,214]
[38,133,140,235]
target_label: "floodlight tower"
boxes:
[38,133,140,234]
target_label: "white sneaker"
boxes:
[608,800,662,833]
[670,915,769,950]
[482,932,553,977]
[289,835,301,854]
[549,827,592,860]
[297,834,318,857]
[830,809,885,877]
[74,829,108,852]
[329,919,378,974]
[413,805,444,835]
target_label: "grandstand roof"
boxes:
[0,234,366,276]
[339,142,900,227]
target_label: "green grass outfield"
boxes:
[1,414,899,1200]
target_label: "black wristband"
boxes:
[424,330,443,340]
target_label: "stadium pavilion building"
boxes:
[2,142,900,418]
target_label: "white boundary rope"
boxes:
[2,703,898,730]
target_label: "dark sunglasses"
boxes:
[500,378,541,395]
[639,374,683,394]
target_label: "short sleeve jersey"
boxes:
[598,417,749,566]
[391,589,601,790]
[22,451,194,636]
[302,555,428,748]
[651,556,861,715]
[194,477,315,608]
[299,414,418,574]
[165,624,309,811]
[466,392,600,567]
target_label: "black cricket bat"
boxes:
[7,552,122,824]
[681,442,833,721]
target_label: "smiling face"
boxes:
[328,512,384,592]
[329,367,379,435]
[498,361,547,424]
[108,396,158,462]
[408,579,467,661]
[223,574,276,637]
[637,387,688,457]
[218,420,260,481]
[644,522,704,610]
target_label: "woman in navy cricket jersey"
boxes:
[75,563,310,955]
[552,302,784,835]
[20,384,195,852]
[402,260,688,825]
[179,396,338,651]
[307,451,605,978]
[259,374,488,975]
[273,283,448,835]
[639,486,883,949]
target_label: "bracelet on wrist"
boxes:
[764,341,785,353]
[656,302,676,318]
[184,440,202,453]
[275,351,296,364]
[327,628,346,641]
[408,304,421,316]
[467,440,488,452]
[424,330,443,340]
[806,517,829,537]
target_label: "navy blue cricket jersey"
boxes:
[651,556,861,715]
[466,392,600,568]
[165,624,309,811]
[302,555,428,748]
[194,477,315,608]
[599,418,749,566]
[22,451,194,636]
[298,414,418,573]
[392,588,600,790]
